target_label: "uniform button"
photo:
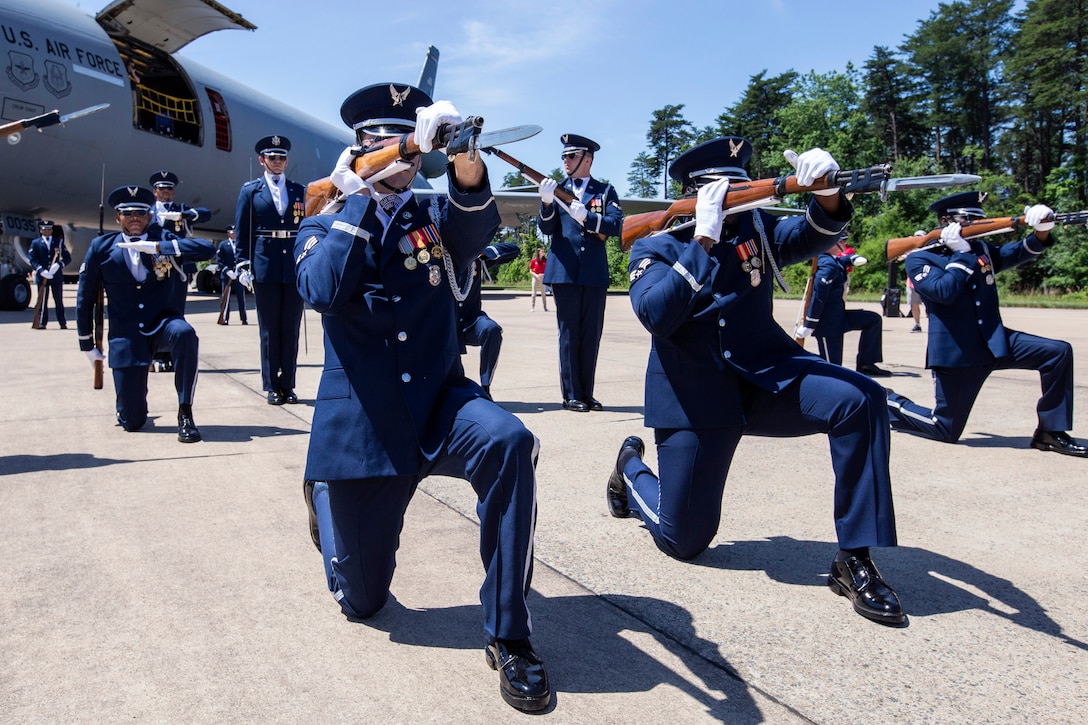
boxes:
[975,300,981,306]
[401,373,411,383]
[397,331,407,342]
[138,322,144,328]
[138,303,144,309]
[392,295,401,303]
[722,350,732,359]
[713,292,721,299]
[718,319,725,327]
[978,320,983,325]
[580,246,586,251]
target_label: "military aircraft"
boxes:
[0,0,407,307]
[0,0,668,310]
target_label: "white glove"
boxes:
[160,211,183,222]
[48,262,61,275]
[852,255,868,267]
[238,270,254,291]
[117,240,159,254]
[940,222,971,253]
[694,178,730,243]
[415,100,463,154]
[226,270,237,280]
[331,145,371,196]
[84,349,105,366]
[1023,204,1055,231]
[538,178,557,205]
[40,269,54,280]
[569,200,588,224]
[795,326,815,338]
[784,148,840,195]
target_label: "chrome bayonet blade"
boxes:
[478,124,541,149]
[59,103,110,124]
[883,173,981,192]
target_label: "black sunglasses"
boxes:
[561,151,582,160]
[119,209,150,217]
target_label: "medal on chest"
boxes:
[978,254,994,285]
[152,254,171,281]
[292,199,304,225]
[735,239,762,287]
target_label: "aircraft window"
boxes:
[206,89,231,152]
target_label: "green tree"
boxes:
[902,0,1014,172]
[862,46,928,161]
[627,151,658,198]
[1005,0,1088,199]
[716,70,798,179]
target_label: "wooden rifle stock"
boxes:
[216,275,231,325]
[305,135,423,216]
[884,209,1088,260]
[0,110,61,138]
[884,217,1024,261]
[793,258,819,346]
[93,284,104,390]
[304,117,484,216]
[620,165,894,250]
[31,277,46,329]
[484,147,608,241]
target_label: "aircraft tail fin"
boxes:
[418,45,439,98]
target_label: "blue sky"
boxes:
[71,0,1020,196]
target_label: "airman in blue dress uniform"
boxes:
[886,191,1086,457]
[797,233,890,376]
[537,134,624,412]
[75,186,215,442]
[215,224,248,325]
[297,84,550,712]
[457,242,519,398]
[234,135,307,405]
[28,219,71,328]
[607,137,905,625]
[148,170,212,289]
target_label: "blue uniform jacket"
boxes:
[906,233,1048,368]
[804,253,856,334]
[152,201,212,238]
[295,176,500,480]
[216,239,243,280]
[234,177,307,284]
[29,235,72,273]
[628,200,850,429]
[75,229,215,367]
[539,177,623,287]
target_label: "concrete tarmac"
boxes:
[2,284,1086,723]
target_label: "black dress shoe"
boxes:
[282,389,299,404]
[241,320,249,325]
[217,320,228,326]
[562,399,589,412]
[1030,429,1088,458]
[828,556,905,625]
[302,480,321,553]
[485,639,551,712]
[857,364,892,377]
[177,406,202,443]
[607,436,644,518]
[587,397,604,411]
[267,390,285,406]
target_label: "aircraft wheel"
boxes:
[195,269,215,294]
[0,274,31,311]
